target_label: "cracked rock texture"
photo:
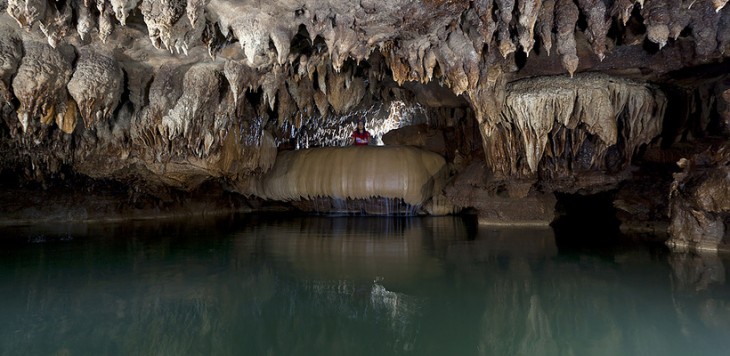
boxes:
[0,0,727,246]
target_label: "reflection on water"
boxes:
[0,216,729,355]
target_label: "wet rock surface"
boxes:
[668,142,730,252]
[0,0,726,241]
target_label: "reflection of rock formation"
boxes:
[669,252,726,292]
[235,216,446,285]
[669,251,730,347]
[3,217,730,354]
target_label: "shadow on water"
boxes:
[0,214,729,355]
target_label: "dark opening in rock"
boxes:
[552,191,621,248]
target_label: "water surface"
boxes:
[1,215,728,355]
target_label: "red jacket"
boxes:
[351,130,370,146]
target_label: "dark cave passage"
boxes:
[551,191,622,249]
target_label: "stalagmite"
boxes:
[555,0,580,77]
[66,49,124,128]
[11,41,72,132]
[256,146,447,206]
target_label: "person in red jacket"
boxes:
[349,118,371,146]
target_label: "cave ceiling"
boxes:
[0,0,729,194]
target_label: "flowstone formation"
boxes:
[255,145,448,212]
[0,0,728,249]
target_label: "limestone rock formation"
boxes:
[0,0,726,235]
[256,146,447,207]
[481,74,666,180]
[11,41,72,133]
[667,144,730,252]
[66,49,124,129]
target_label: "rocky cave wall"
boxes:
[0,0,729,248]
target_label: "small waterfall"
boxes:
[296,197,422,216]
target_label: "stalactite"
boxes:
[6,0,47,29]
[516,0,542,56]
[38,1,72,48]
[66,49,124,128]
[326,65,366,114]
[140,0,203,55]
[286,76,315,118]
[0,25,21,103]
[555,0,580,77]
[110,0,139,26]
[496,0,517,58]
[642,0,670,49]
[667,0,690,40]
[223,60,259,106]
[260,67,285,112]
[186,0,207,26]
[76,2,94,41]
[11,41,72,133]
[475,0,498,50]
[576,0,610,60]
[435,29,479,95]
[276,81,296,126]
[611,0,635,26]
[718,5,730,53]
[712,0,729,11]
[481,74,666,176]
[690,1,722,57]
[536,0,555,56]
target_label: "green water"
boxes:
[0,215,728,355]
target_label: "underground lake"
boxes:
[1,215,728,355]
